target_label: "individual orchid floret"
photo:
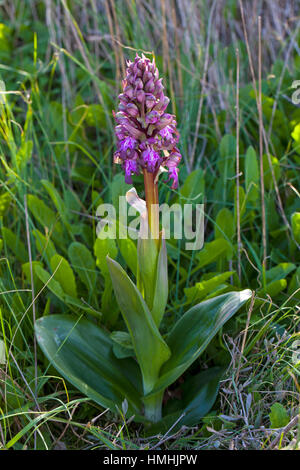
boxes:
[113,53,181,188]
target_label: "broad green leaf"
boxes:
[68,242,97,291]
[291,212,300,244]
[215,208,235,240]
[184,271,234,304]
[245,146,259,202]
[265,263,296,283]
[1,227,27,262]
[50,254,77,298]
[269,403,289,428]
[149,367,223,433]
[149,290,252,395]
[107,257,171,394]
[151,238,168,328]
[196,239,233,268]
[258,279,287,298]
[35,315,143,415]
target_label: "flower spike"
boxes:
[113,54,181,188]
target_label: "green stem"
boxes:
[143,390,164,423]
[143,169,160,246]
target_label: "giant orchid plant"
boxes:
[35,55,251,430]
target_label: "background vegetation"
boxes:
[0,0,299,450]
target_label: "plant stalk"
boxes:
[143,169,160,246]
[143,390,164,423]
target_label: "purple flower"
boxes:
[119,136,137,152]
[165,165,179,190]
[113,53,181,188]
[124,159,139,184]
[142,148,161,172]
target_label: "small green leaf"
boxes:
[288,267,300,299]
[68,242,97,291]
[269,403,289,428]
[0,192,11,216]
[265,263,296,283]
[27,195,64,246]
[245,146,259,202]
[110,331,133,350]
[33,229,56,261]
[35,265,66,301]
[50,254,77,298]
[217,134,236,204]
[85,104,106,127]
[196,239,233,268]
[215,208,235,240]
[1,227,27,262]
[16,140,33,168]
[94,237,118,277]
[110,331,134,359]
[258,279,287,298]
[263,153,281,191]
[22,261,44,292]
[111,174,128,212]
[184,271,234,304]
[117,236,138,277]
[234,185,246,221]
[41,180,70,229]
[0,339,6,364]
[291,212,300,244]
[179,168,205,203]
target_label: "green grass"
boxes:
[0,0,299,450]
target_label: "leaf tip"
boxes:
[239,289,253,302]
